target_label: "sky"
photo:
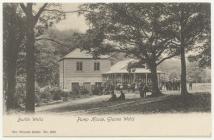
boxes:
[54,4,89,33]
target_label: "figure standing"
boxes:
[139,82,144,98]
[118,90,125,100]
[189,80,193,90]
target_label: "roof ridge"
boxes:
[60,48,110,60]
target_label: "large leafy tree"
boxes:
[19,3,65,112]
[35,28,79,87]
[79,3,179,96]
[188,43,211,68]
[168,3,210,95]
[3,4,25,111]
[188,9,211,68]
[187,61,208,83]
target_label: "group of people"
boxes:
[138,82,150,98]
[161,80,181,91]
[107,81,151,101]
[160,80,193,91]
[96,79,194,102]
[108,90,125,102]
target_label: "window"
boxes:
[83,82,91,92]
[76,62,83,71]
[72,82,80,94]
[95,82,102,87]
[94,62,100,71]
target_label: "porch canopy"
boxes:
[103,59,164,85]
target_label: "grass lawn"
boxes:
[41,92,211,115]
[41,97,138,113]
[89,93,211,114]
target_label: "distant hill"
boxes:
[158,58,181,75]
[109,52,127,65]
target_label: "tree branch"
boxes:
[64,9,93,14]
[35,37,70,48]
[43,9,64,13]
[20,3,28,14]
[155,39,173,58]
[156,53,179,66]
[34,3,48,24]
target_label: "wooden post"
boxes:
[121,73,123,83]
[133,73,136,83]
[63,60,64,90]
[146,73,148,85]
[158,74,160,88]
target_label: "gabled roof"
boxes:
[105,59,164,74]
[60,48,109,61]
[107,59,137,73]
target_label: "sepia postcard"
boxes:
[2,0,212,137]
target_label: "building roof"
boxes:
[60,48,109,60]
[105,59,164,74]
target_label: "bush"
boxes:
[38,87,66,101]
[39,87,79,103]
[40,87,52,100]
[92,86,103,95]
[80,88,89,95]
[52,92,62,100]
[92,87,99,95]
[61,91,70,98]
[49,87,62,100]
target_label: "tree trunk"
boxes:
[180,7,189,96]
[180,43,188,95]
[6,35,18,111]
[149,61,161,96]
[25,11,35,113]
[5,4,19,111]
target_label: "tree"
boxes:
[188,24,211,68]
[19,3,65,112]
[3,4,25,111]
[186,61,211,83]
[35,40,60,87]
[188,42,211,68]
[79,3,179,96]
[34,28,79,87]
[168,3,210,95]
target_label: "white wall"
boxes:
[59,58,111,91]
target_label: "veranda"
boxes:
[102,68,164,87]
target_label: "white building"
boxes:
[103,59,164,86]
[59,48,111,93]
[59,49,164,93]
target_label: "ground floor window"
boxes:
[83,82,91,94]
[71,82,79,94]
[95,82,102,87]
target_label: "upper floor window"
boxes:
[76,61,83,71]
[94,62,100,71]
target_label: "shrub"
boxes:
[52,92,62,100]
[40,88,52,100]
[92,87,99,95]
[61,91,70,98]
[50,87,62,100]
[80,88,89,95]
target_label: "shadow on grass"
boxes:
[42,93,211,114]
[95,93,211,114]
[42,97,140,113]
